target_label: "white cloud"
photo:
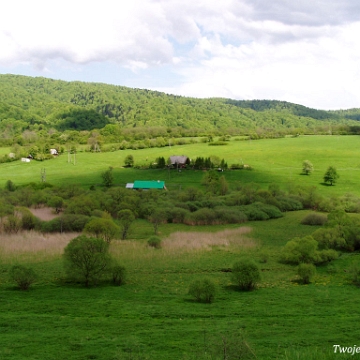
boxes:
[157,21,360,109]
[1,0,360,108]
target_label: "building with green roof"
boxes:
[132,180,166,190]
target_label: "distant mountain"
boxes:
[0,74,359,136]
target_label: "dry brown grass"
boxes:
[162,227,255,251]
[29,207,59,221]
[0,231,79,262]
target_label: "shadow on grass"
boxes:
[320,182,334,187]
[223,284,258,292]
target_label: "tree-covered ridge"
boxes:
[225,99,338,120]
[0,74,360,142]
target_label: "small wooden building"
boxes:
[169,155,188,167]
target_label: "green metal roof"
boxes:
[133,180,165,189]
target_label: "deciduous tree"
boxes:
[302,160,314,175]
[323,166,339,186]
[63,235,111,287]
[118,209,135,240]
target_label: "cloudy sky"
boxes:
[1,0,360,110]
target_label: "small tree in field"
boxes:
[118,209,135,240]
[147,235,162,249]
[297,263,316,284]
[84,218,119,243]
[231,259,261,291]
[101,166,114,187]
[109,261,126,286]
[63,235,111,287]
[9,265,37,290]
[149,209,167,235]
[188,278,216,303]
[124,154,134,167]
[302,160,314,175]
[323,166,339,186]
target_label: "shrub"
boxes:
[214,207,248,224]
[3,214,22,233]
[188,278,216,303]
[280,236,338,265]
[110,264,126,286]
[241,203,283,221]
[297,263,316,284]
[41,214,90,232]
[9,265,37,290]
[5,180,16,192]
[312,228,346,250]
[168,207,189,224]
[147,236,162,249]
[275,196,303,211]
[243,208,269,221]
[231,259,261,291]
[16,207,38,230]
[301,213,327,226]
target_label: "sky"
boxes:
[1,0,360,110]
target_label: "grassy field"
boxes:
[0,212,359,359]
[1,135,360,197]
[1,135,360,359]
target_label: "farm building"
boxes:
[132,180,166,190]
[169,155,189,167]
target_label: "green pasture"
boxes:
[1,212,359,359]
[1,135,360,197]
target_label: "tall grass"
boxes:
[162,227,254,251]
[0,231,78,263]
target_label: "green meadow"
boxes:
[1,135,360,195]
[1,135,360,359]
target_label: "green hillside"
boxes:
[1,74,360,142]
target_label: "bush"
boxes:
[275,196,303,211]
[188,278,216,303]
[188,208,218,225]
[231,259,261,291]
[312,228,346,250]
[3,214,22,233]
[280,236,338,265]
[41,214,90,232]
[9,265,37,290]
[147,236,162,249]
[297,263,316,284]
[301,213,328,226]
[214,207,248,224]
[241,203,283,221]
[110,264,126,286]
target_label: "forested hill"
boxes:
[1,74,360,138]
